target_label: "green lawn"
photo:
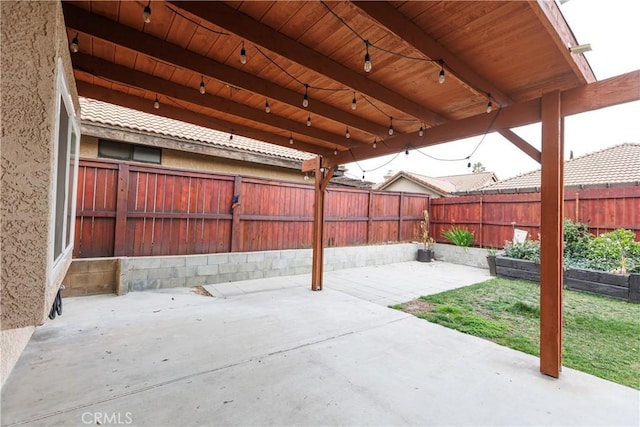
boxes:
[391,278,640,389]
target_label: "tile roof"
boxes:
[375,171,496,194]
[476,143,640,192]
[79,97,314,162]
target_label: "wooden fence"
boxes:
[73,159,430,258]
[431,186,640,248]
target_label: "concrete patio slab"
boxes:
[1,262,638,426]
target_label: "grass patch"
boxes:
[396,278,640,389]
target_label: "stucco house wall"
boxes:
[79,134,308,183]
[1,1,79,387]
[381,179,443,197]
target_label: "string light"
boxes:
[306,115,311,127]
[345,128,350,139]
[240,41,247,64]
[405,148,409,157]
[153,95,160,109]
[351,92,357,110]
[372,139,377,149]
[418,124,424,137]
[302,84,309,108]
[363,41,372,73]
[486,95,493,113]
[70,33,79,53]
[199,77,205,94]
[388,117,394,136]
[289,134,294,144]
[265,99,271,113]
[304,173,310,181]
[334,147,338,155]
[229,134,234,141]
[143,1,151,24]
[438,62,445,84]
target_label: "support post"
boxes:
[113,163,130,256]
[230,175,242,252]
[303,157,334,291]
[540,90,564,378]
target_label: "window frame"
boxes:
[51,59,80,270]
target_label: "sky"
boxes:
[343,0,640,183]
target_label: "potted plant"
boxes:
[417,210,435,262]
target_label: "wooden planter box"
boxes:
[494,256,640,303]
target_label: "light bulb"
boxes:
[364,52,372,73]
[304,174,309,181]
[486,100,493,114]
[334,148,338,156]
[467,161,471,168]
[372,139,377,149]
[351,93,357,110]
[362,174,365,181]
[306,115,311,127]
[240,42,247,64]
[438,69,445,84]
[199,80,205,95]
[302,85,309,108]
[153,96,160,109]
[143,2,151,23]
[418,125,424,137]
[388,118,394,135]
[265,100,270,113]
[405,149,409,157]
[345,128,350,139]
[70,33,79,53]
[289,135,294,145]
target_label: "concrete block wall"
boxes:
[62,258,119,297]
[433,243,493,269]
[123,243,420,292]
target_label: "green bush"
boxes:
[501,219,640,274]
[585,229,640,273]
[503,239,540,262]
[442,225,474,247]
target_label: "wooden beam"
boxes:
[540,90,564,378]
[333,70,640,165]
[63,3,389,137]
[352,1,512,107]
[311,157,335,291]
[529,1,596,84]
[113,163,129,257]
[498,129,542,163]
[168,1,447,126]
[77,82,333,158]
[73,54,362,150]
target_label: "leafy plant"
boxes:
[503,239,540,262]
[585,228,640,273]
[442,225,474,247]
[563,218,593,265]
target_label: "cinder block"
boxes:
[272,259,291,270]
[127,269,148,283]
[247,252,265,263]
[219,263,240,274]
[280,250,297,259]
[264,251,281,260]
[263,269,281,278]
[197,264,219,276]
[147,267,175,280]
[247,270,265,280]
[208,254,229,265]
[230,271,250,282]
[238,263,257,273]
[229,253,248,264]
[174,266,197,278]
[186,276,205,287]
[159,277,186,289]
[185,255,208,266]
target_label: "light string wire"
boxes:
[164,4,230,36]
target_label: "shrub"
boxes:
[563,218,592,265]
[585,229,640,273]
[442,225,474,247]
[503,239,540,262]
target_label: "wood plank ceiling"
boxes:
[63,0,594,165]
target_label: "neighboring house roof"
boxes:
[475,143,640,193]
[329,175,375,189]
[375,171,497,195]
[79,97,314,162]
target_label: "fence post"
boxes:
[398,192,404,241]
[230,175,242,252]
[113,163,130,257]
[367,190,374,243]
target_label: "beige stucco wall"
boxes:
[0,327,35,387]
[80,134,307,182]
[383,179,442,197]
[1,1,79,387]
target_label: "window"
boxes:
[53,60,80,264]
[98,140,161,164]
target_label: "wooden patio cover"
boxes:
[63,0,640,378]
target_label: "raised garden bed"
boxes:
[490,256,640,303]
